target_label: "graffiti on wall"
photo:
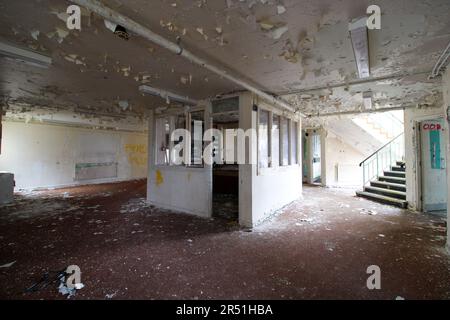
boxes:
[124,144,147,167]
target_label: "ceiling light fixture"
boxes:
[349,17,370,78]
[139,85,198,106]
[0,40,52,68]
[104,20,130,40]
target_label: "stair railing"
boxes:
[359,133,405,186]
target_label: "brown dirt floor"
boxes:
[0,180,449,300]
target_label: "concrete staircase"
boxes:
[356,161,407,208]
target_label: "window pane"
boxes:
[291,121,298,164]
[258,110,269,168]
[271,114,280,167]
[190,111,204,165]
[172,114,185,165]
[156,117,170,165]
[281,117,289,166]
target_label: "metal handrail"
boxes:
[359,133,405,187]
[359,133,404,167]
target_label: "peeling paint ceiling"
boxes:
[0,0,449,119]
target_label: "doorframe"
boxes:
[416,115,448,213]
[413,119,423,212]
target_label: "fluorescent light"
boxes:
[363,91,373,109]
[0,40,52,68]
[349,17,370,78]
[139,85,198,106]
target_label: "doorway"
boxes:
[311,131,322,184]
[420,118,447,215]
[302,130,308,183]
[211,97,240,222]
[302,129,322,185]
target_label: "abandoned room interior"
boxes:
[0,0,449,301]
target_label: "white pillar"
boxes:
[442,68,450,252]
[238,92,255,227]
[146,109,154,203]
[320,128,327,187]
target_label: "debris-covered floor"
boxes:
[0,180,449,300]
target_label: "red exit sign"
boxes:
[423,123,443,131]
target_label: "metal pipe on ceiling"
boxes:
[139,85,198,106]
[69,0,301,116]
[279,70,431,96]
[430,41,450,79]
[307,104,438,118]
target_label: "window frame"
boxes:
[154,116,171,166]
[257,108,270,169]
[154,108,206,169]
[290,120,299,165]
[186,108,206,168]
[280,116,290,167]
[270,113,280,168]
[257,108,300,173]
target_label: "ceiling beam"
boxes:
[307,104,439,118]
[279,70,432,96]
[0,40,52,68]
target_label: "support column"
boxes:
[306,130,314,184]
[443,68,450,252]
[146,109,154,203]
[238,92,256,227]
[320,128,327,187]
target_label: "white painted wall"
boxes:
[0,121,148,190]
[323,130,365,188]
[146,104,213,218]
[239,93,302,227]
[404,106,446,211]
[325,118,384,156]
[148,166,212,217]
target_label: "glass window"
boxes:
[291,121,298,164]
[281,117,289,166]
[271,114,280,167]
[190,111,204,166]
[258,110,269,168]
[155,117,170,165]
[172,114,186,165]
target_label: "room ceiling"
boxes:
[0,0,449,119]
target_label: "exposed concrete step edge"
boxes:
[364,186,406,200]
[378,176,406,184]
[391,166,406,172]
[384,170,406,178]
[356,191,408,208]
[370,181,406,191]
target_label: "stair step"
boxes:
[378,176,406,184]
[364,186,406,200]
[396,161,405,167]
[384,170,406,178]
[391,166,406,172]
[356,191,408,208]
[370,181,406,192]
